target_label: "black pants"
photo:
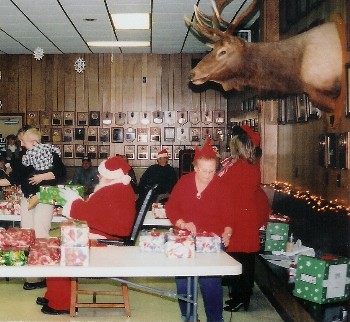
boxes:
[224,252,257,300]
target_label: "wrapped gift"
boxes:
[2,186,22,201]
[0,247,27,266]
[264,222,289,252]
[4,228,36,248]
[139,229,165,253]
[60,220,89,247]
[152,203,167,219]
[293,255,350,304]
[39,185,84,206]
[195,231,221,253]
[165,231,195,258]
[60,246,89,266]
[28,245,60,265]
[2,200,21,216]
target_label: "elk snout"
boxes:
[189,71,195,81]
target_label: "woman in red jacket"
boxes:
[219,125,270,312]
[36,156,136,315]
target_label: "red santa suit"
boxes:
[43,157,135,312]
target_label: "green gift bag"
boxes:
[39,185,84,206]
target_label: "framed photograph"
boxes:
[102,112,113,126]
[40,111,51,126]
[52,128,62,143]
[162,145,173,160]
[87,145,97,159]
[52,112,62,126]
[173,145,182,160]
[164,127,175,142]
[202,127,213,140]
[137,145,149,160]
[63,144,74,159]
[190,127,201,142]
[150,145,161,160]
[124,145,135,160]
[150,127,161,142]
[89,111,100,126]
[99,128,110,143]
[40,128,51,143]
[87,127,98,142]
[115,112,126,126]
[125,127,136,142]
[75,144,85,159]
[137,128,149,142]
[77,112,88,126]
[99,145,110,159]
[74,128,85,141]
[63,128,73,142]
[213,127,225,141]
[63,112,75,126]
[27,111,39,127]
[111,127,124,143]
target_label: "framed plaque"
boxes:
[77,112,88,126]
[202,127,213,140]
[190,127,201,142]
[27,111,39,127]
[150,145,161,160]
[140,112,151,125]
[102,112,113,126]
[165,111,176,125]
[115,112,126,126]
[99,128,110,143]
[63,144,74,158]
[177,127,189,141]
[201,111,212,125]
[137,145,148,160]
[63,112,75,126]
[63,128,73,142]
[164,127,175,142]
[125,127,136,142]
[52,112,62,126]
[89,111,100,126]
[150,127,161,142]
[40,128,51,143]
[153,111,164,124]
[214,110,225,124]
[213,127,225,141]
[40,111,51,126]
[99,145,110,159]
[127,111,138,125]
[137,128,148,143]
[177,111,188,125]
[189,111,200,125]
[173,145,182,160]
[74,128,85,141]
[124,145,135,160]
[112,127,124,143]
[75,144,85,158]
[52,128,62,143]
[162,145,173,160]
[87,145,97,159]
[87,127,98,142]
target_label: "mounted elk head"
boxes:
[187,0,346,123]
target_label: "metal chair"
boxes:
[69,184,158,317]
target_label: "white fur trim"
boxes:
[62,196,82,218]
[157,152,168,158]
[98,160,123,179]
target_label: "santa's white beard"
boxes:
[93,177,119,192]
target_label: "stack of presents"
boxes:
[0,220,89,267]
[262,213,350,306]
[0,186,22,216]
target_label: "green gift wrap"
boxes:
[264,222,289,252]
[0,248,27,266]
[39,185,84,206]
[293,255,350,304]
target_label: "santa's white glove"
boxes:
[59,187,81,202]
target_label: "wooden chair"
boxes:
[70,184,158,317]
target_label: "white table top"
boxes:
[0,246,241,278]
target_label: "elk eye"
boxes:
[218,50,226,57]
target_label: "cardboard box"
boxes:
[293,255,350,304]
[39,185,84,206]
[264,222,289,252]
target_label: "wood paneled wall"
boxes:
[0,53,227,167]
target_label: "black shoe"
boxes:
[224,299,250,312]
[36,297,48,306]
[23,280,47,290]
[41,305,69,315]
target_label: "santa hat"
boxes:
[241,125,261,148]
[194,138,217,161]
[98,156,131,185]
[157,149,169,158]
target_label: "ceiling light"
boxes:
[112,13,149,30]
[88,41,150,47]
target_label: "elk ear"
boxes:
[206,43,214,49]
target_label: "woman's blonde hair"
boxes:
[22,128,41,143]
[230,133,255,164]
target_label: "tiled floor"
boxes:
[0,277,283,322]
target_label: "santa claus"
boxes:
[38,156,136,315]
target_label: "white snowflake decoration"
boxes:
[33,47,44,60]
[74,57,86,73]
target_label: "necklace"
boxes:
[196,192,201,199]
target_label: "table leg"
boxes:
[184,277,199,322]
[192,276,198,322]
[185,277,191,321]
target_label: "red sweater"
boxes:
[220,159,270,253]
[166,172,230,236]
[71,183,135,239]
